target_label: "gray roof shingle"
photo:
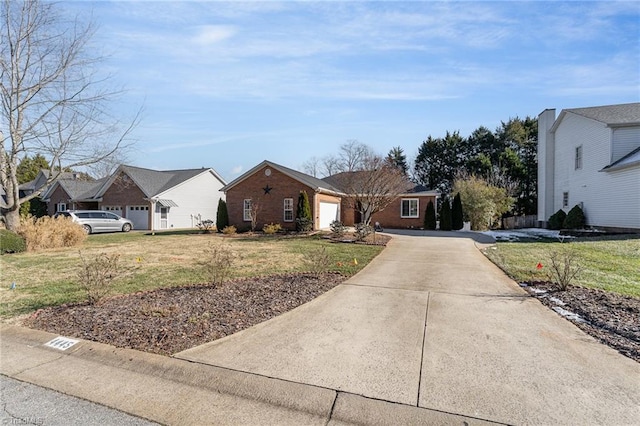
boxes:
[566,103,640,126]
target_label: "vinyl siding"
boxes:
[153,170,225,230]
[554,113,640,229]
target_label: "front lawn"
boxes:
[0,232,384,319]
[483,236,640,298]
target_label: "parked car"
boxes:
[54,210,133,234]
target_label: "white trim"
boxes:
[283,198,294,222]
[575,145,583,170]
[400,198,419,218]
[243,199,252,222]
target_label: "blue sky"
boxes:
[67,1,639,180]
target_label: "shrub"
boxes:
[77,252,121,304]
[19,215,86,251]
[221,225,237,235]
[296,191,313,232]
[304,246,331,275]
[547,209,567,230]
[196,219,215,233]
[424,201,436,230]
[216,199,229,233]
[355,223,372,241]
[197,242,240,286]
[0,229,26,254]
[439,199,452,231]
[263,223,282,234]
[452,193,464,230]
[452,175,514,231]
[548,249,582,291]
[330,220,347,237]
[563,205,586,229]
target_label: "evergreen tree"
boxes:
[296,190,313,231]
[452,193,464,230]
[216,199,229,232]
[385,146,409,175]
[17,154,49,184]
[424,200,436,230]
[439,198,452,231]
[563,205,586,229]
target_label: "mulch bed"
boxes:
[24,273,345,356]
[520,281,640,362]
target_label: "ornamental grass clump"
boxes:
[19,215,86,251]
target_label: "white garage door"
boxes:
[127,205,149,230]
[318,202,340,229]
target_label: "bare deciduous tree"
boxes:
[0,0,140,231]
[301,156,320,177]
[338,139,374,172]
[331,156,410,226]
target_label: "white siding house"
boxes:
[538,103,640,230]
[149,169,225,230]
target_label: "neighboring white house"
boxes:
[44,165,227,231]
[538,103,640,231]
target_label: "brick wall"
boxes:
[226,166,316,231]
[100,173,150,221]
[47,186,71,216]
[371,195,436,229]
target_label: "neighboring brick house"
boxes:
[223,160,440,230]
[43,165,226,231]
[222,160,343,231]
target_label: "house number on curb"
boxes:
[45,336,79,351]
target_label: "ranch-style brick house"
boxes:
[538,102,640,231]
[222,160,439,230]
[43,165,226,231]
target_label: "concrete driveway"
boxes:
[176,231,640,425]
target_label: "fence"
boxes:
[502,215,538,229]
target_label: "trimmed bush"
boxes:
[563,205,586,229]
[330,220,347,237]
[0,229,27,254]
[216,199,229,233]
[547,209,567,230]
[439,199,452,231]
[19,215,86,251]
[424,201,436,230]
[452,193,464,230]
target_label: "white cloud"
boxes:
[231,165,243,175]
[192,25,235,45]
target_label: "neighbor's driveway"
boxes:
[176,231,640,425]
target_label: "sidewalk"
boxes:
[2,232,639,425]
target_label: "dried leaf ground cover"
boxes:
[520,282,639,362]
[24,273,344,355]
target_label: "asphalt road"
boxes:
[1,375,157,426]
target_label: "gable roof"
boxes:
[41,177,105,202]
[95,165,226,198]
[221,160,343,195]
[322,171,439,196]
[551,103,640,132]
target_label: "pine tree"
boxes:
[296,191,313,232]
[440,199,452,231]
[452,193,464,230]
[424,200,436,230]
[216,199,229,232]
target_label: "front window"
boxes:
[575,146,583,170]
[56,203,66,212]
[401,199,419,218]
[243,199,252,222]
[284,198,293,222]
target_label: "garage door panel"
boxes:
[127,205,149,230]
[319,202,339,229]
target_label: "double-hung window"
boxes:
[243,199,252,221]
[57,203,67,212]
[401,199,419,218]
[575,146,583,170]
[283,198,294,222]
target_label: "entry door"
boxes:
[160,207,168,229]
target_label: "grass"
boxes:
[483,236,640,298]
[0,231,384,319]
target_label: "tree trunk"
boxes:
[3,208,21,232]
